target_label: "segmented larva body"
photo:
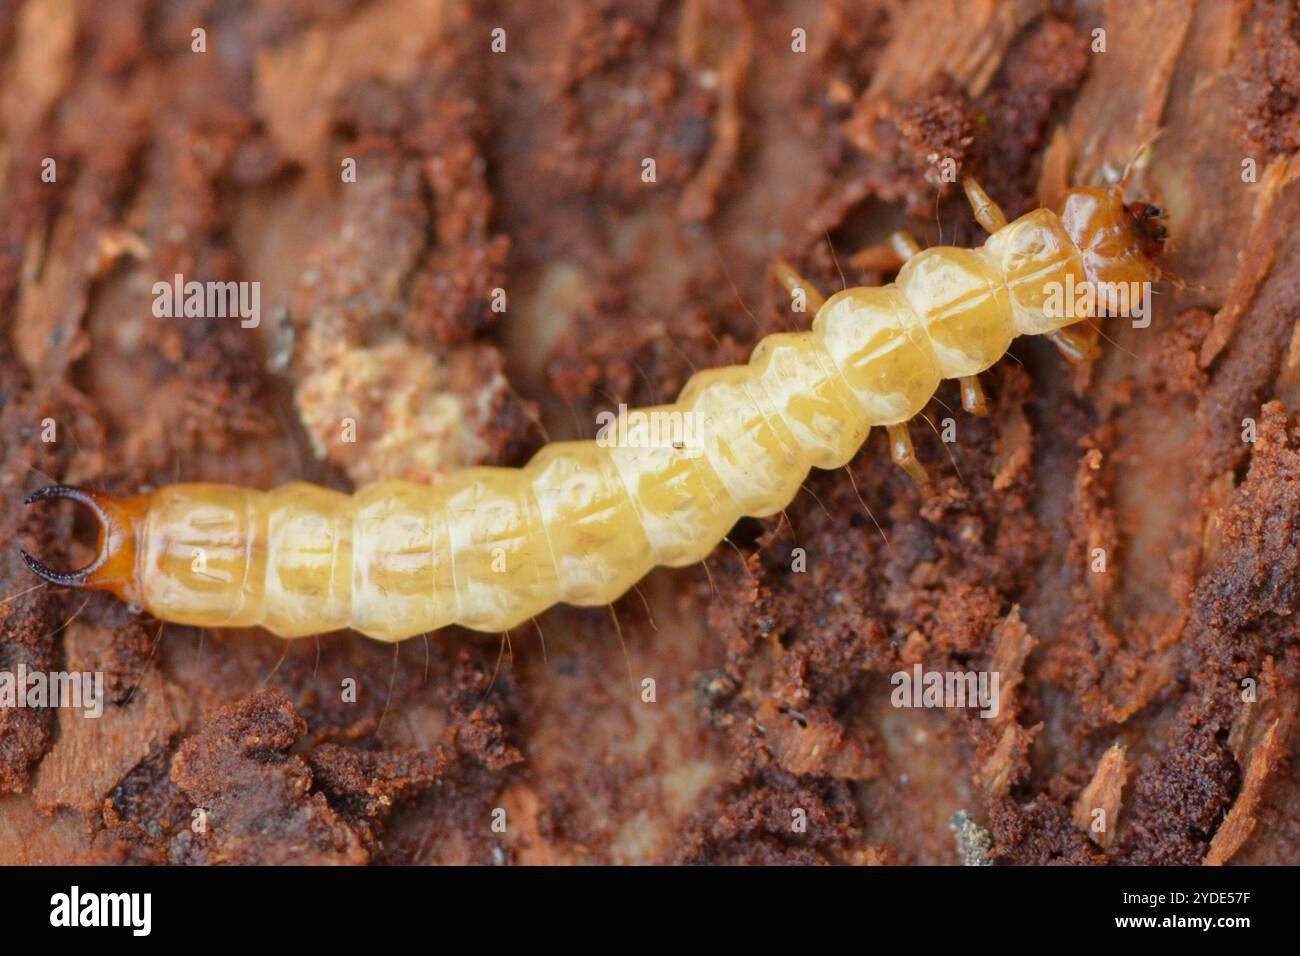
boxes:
[23,184,1165,642]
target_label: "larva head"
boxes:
[1058,185,1166,289]
[21,486,150,604]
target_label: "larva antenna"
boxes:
[1154,263,1221,296]
[20,485,146,599]
[1118,128,1164,193]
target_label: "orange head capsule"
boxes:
[1058,184,1167,289]
[21,485,151,605]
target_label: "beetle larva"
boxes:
[22,177,1168,642]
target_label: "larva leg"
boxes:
[962,178,1007,233]
[1046,326,1101,363]
[771,259,826,312]
[959,375,988,416]
[849,230,921,273]
[889,230,921,262]
[886,423,929,485]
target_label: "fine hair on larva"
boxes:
[21,162,1169,644]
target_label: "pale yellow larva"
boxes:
[22,179,1167,642]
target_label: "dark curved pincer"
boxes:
[19,485,110,588]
